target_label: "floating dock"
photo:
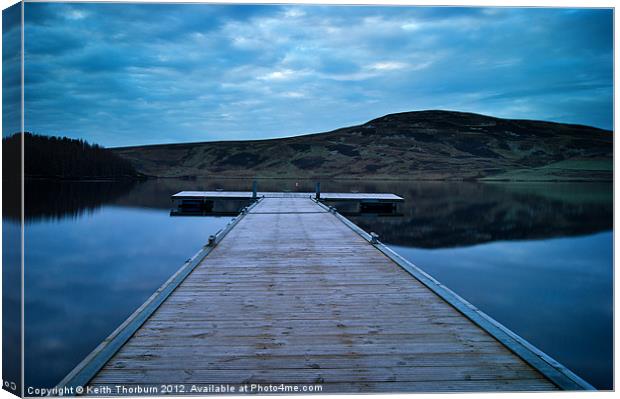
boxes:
[171,191,404,215]
[57,194,593,394]
[171,191,404,201]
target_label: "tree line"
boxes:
[2,133,140,179]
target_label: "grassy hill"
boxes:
[112,110,613,181]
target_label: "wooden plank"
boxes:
[54,196,587,393]
[93,365,544,384]
[131,323,476,338]
[136,316,472,329]
[106,352,532,370]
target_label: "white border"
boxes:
[0,2,616,399]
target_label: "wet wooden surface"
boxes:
[88,197,557,393]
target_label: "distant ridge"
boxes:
[112,110,612,181]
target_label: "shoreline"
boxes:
[15,175,613,183]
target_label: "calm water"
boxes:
[4,179,613,390]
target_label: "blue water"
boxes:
[2,220,22,395]
[24,206,231,389]
[390,232,613,389]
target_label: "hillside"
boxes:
[113,110,613,181]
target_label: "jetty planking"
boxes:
[57,195,593,394]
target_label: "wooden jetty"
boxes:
[57,193,593,394]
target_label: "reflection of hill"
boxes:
[348,182,612,248]
[15,179,612,248]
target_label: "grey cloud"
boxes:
[16,3,613,146]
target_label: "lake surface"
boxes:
[5,178,613,390]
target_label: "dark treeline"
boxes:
[2,133,140,179]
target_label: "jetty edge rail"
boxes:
[53,198,264,394]
[312,199,594,391]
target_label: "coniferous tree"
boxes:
[2,133,139,179]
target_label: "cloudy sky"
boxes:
[8,3,614,146]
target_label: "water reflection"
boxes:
[116,179,612,247]
[11,178,613,390]
[3,177,22,395]
[348,181,612,247]
[2,220,21,395]
[17,178,613,248]
[25,180,140,223]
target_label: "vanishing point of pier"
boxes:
[57,191,593,393]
